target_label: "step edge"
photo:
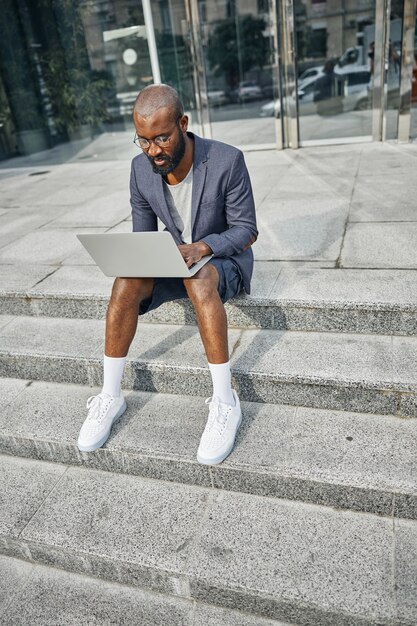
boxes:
[2,290,417,312]
[1,439,415,520]
[0,521,402,626]
[1,352,414,394]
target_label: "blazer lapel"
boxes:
[191,135,208,240]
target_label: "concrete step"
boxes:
[1,454,416,626]
[0,555,289,626]
[0,315,416,417]
[1,265,417,335]
[1,379,416,519]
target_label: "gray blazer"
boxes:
[130,132,258,294]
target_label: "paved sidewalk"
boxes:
[1,139,417,626]
[0,139,416,293]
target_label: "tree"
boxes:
[207,15,269,89]
[0,0,46,132]
[37,0,111,134]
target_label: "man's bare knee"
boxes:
[110,277,154,305]
[183,265,219,304]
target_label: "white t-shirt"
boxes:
[163,166,193,244]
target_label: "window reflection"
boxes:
[0,0,193,161]
[410,17,417,139]
[198,0,277,147]
[385,13,404,139]
[294,0,377,142]
[0,0,415,159]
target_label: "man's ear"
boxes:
[179,115,188,132]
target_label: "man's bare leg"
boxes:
[184,264,235,407]
[183,264,229,364]
[105,277,154,357]
[77,277,155,453]
[185,264,242,465]
[99,277,154,398]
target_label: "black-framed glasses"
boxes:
[133,133,173,150]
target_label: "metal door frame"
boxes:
[277,0,416,146]
[276,0,417,145]
[186,0,284,147]
[185,0,211,138]
[277,0,299,148]
[186,0,416,148]
[398,0,417,141]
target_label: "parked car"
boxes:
[201,90,229,107]
[297,70,371,114]
[236,81,263,102]
[259,70,371,118]
[259,99,281,117]
[298,65,324,83]
[260,83,274,99]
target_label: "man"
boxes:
[77,84,257,465]
[313,60,344,116]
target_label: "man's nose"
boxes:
[148,141,163,157]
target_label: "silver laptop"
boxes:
[77,232,213,277]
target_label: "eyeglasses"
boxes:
[133,116,182,150]
[133,133,173,150]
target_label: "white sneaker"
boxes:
[197,390,242,465]
[77,393,127,452]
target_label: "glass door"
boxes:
[408,12,417,139]
[193,0,280,149]
[385,5,405,140]
[293,0,377,144]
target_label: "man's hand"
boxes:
[178,241,212,268]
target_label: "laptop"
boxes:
[77,232,213,277]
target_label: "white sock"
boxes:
[208,361,235,406]
[101,355,126,397]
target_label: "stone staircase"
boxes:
[0,264,416,625]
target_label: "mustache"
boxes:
[148,154,172,163]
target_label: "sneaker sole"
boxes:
[196,415,242,466]
[77,400,127,453]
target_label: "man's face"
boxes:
[134,107,187,176]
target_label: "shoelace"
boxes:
[86,394,112,423]
[205,396,231,435]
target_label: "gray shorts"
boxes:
[139,257,243,316]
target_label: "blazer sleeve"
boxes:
[200,151,258,257]
[130,161,158,232]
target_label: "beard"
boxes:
[146,129,186,176]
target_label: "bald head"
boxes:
[133,84,184,123]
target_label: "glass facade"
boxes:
[385,3,404,140]
[196,0,279,148]
[411,14,417,139]
[0,0,195,162]
[0,0,415,164]
[294,0,377,143]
